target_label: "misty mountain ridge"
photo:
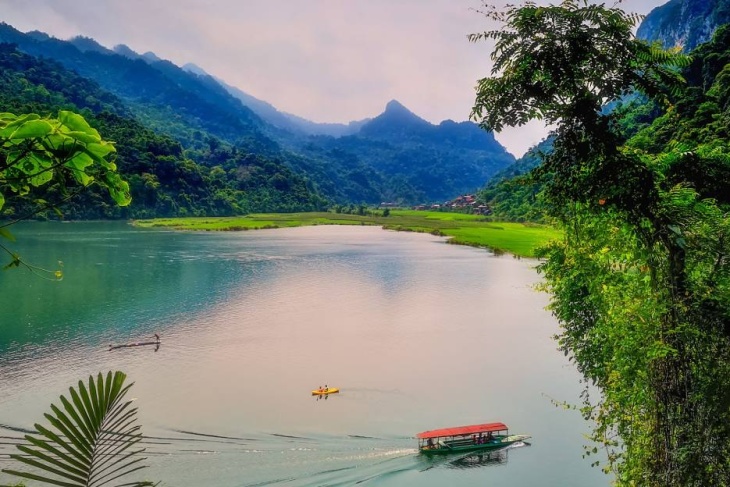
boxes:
[209,72,371,137]
[0,21,515,204]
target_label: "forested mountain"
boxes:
[637,0,730,51]
[0,43,327,219]
[305,100,514,202]
[0,22,514,210]
[478,1,730,221]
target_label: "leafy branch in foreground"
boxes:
[0,110,131,274]
[1,371,157,487]
[472,1,730,486]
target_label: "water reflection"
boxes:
[416,444,528,473]
[447,447,511,469]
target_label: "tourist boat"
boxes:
[417,422,530,455]
[311,387,339,395]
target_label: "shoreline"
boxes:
[131,210,560,258]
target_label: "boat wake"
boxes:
[0,423,527,486]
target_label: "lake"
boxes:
[0,222,609,486]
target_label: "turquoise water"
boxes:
[0,222,609,486]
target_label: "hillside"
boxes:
[478,1,730,222]
[637,0,730,51]
[0,43,327,219]
[0,22,513,206]
[296,101,514,202]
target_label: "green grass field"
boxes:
[133,210,562,258]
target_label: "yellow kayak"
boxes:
[312,387,339,395]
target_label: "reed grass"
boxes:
[133,211,561,258]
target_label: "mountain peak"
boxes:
[141,51,161,63]
[113,44,140,59]
[384,99,411,115]
[358,99,431,139]
[68,35,108,54]
[183,62,209,77]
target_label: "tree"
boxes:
[0,110,131,275]
[2,371,156,486]
[472,2,730,485]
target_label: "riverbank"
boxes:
[133,211,560,258]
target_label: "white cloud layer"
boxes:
[1,0,669,157]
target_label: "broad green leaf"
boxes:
[27,153,55,187]
[9,120,54,140]
[84,141,116,162]
[0,192,5,212]
[64,130,101,145]
[42,133,74,152]
[104,174,132,206]
[29,169,54,187]
[65,153,95,186]
[58,111,98,137]
[64,152,94,173]
[0,113,40,137]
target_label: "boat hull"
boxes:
[311,388,339,395]
[419,434,530,455]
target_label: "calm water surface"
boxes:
[0,222,609,486]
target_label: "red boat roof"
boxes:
[416,422,508,439]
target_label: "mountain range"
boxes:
[0,22,514,215]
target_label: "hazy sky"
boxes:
[1,0,668,157]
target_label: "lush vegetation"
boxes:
[0,108,130,274]
[0,43,327,220]
[476,138,552,223]
[2,371,156,487]
[133,210,560,258]
[472,2,730,486]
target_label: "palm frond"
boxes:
[1,371,154,487]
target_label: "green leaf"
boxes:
[64,151,94,172]
[84,141,116,163]
[9,120,54,140]
[64,152,95,186]
[0,225,14,241]
[0,468,81,487]
[16,445,87,481]
[3,371,150,487]
[26,152,55,187]
[58,111,98,138]
[64,131,101,145]
[0,113,40,138]
[42,133,74,152]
